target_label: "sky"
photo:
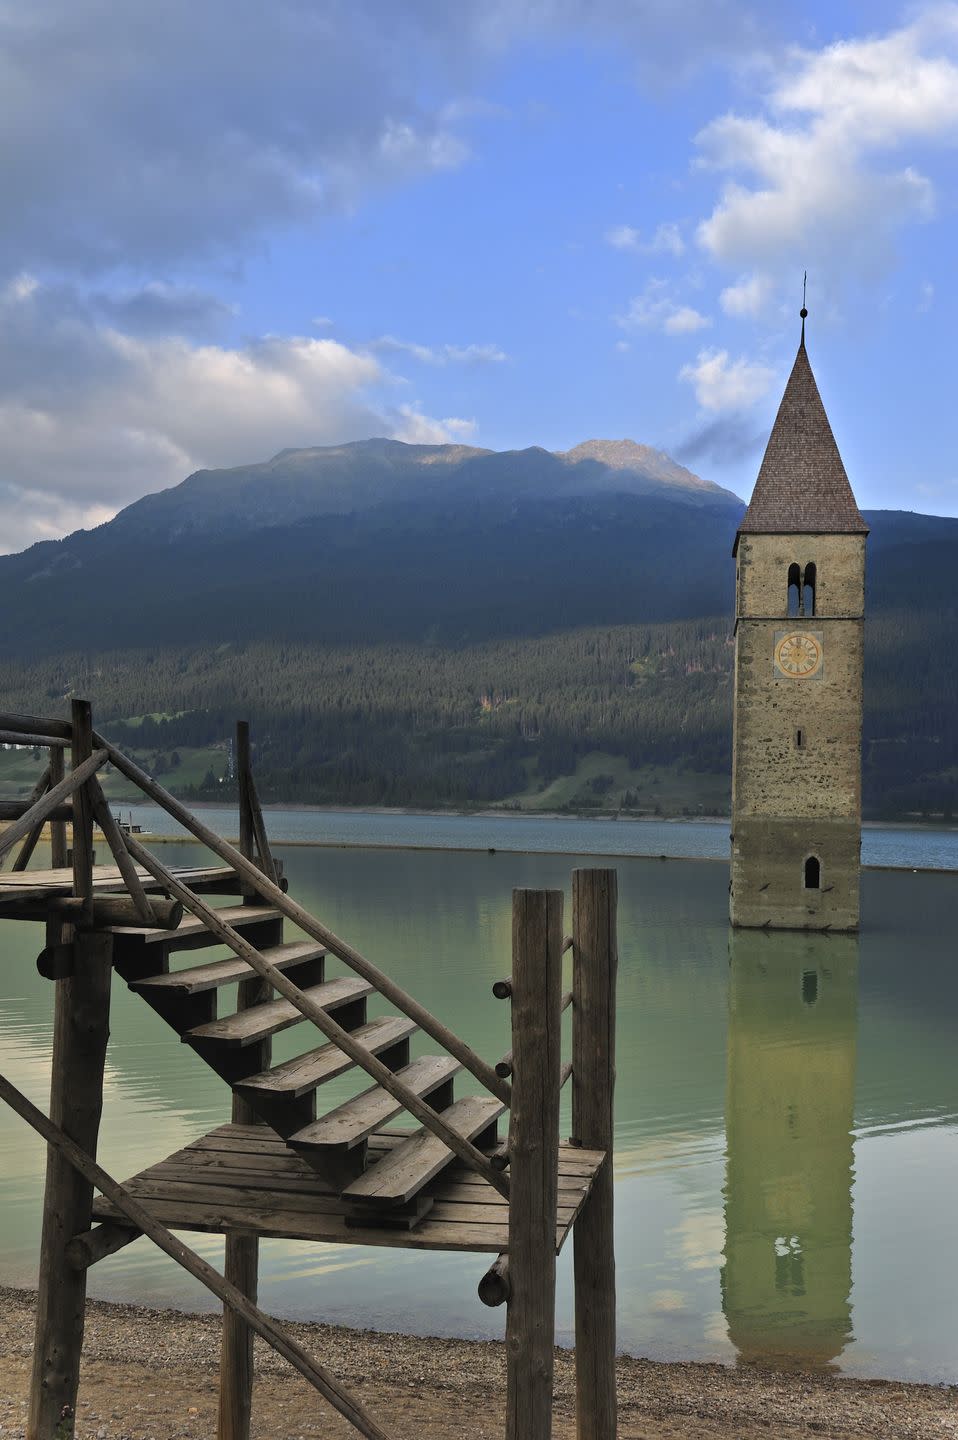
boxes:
[2,0,958,553]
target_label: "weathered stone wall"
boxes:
[730,817,861,930]
[736,533,865,618]
[732,619,863,819]
[731,532,865,931]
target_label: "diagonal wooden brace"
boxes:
[0,1070,392,1440]
[0,749,108,866]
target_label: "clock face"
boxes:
[774,630,824,680]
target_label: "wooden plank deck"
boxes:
[0,862,237,914]
[92,1122,606,1255]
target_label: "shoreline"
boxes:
[0,1288,953,1439]
[105,794,958,832]
[98,828,958,876]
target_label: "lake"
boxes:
[111,801,958,870]
[0,812,955,1383]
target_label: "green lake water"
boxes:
[1,838,956,1381]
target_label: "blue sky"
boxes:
[2,0,957,550]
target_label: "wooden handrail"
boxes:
[0,713,72,740]
[98,736,511,1108]
[0,749,108,866]
[0,799,71,822]
[0,1069,392,1440]
[122,833,510,1200]
[0,729,69,749]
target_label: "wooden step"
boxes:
[289,1054,462,1154]
[184,976,372,1049]
[109,904,282,950]
[129,940,327,996]
[238,1015,418,1099]
[342,1094,504,1207]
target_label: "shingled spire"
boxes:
[736,331,868,547]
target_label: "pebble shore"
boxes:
[1,1287,954,1439]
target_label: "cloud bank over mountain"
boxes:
[0,1,955,549]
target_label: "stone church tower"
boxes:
[730,322,868,931]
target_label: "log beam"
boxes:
[27,931,113,1440]
[0,750,106,867]
[505,887,562,1440]
[571,869,618,1440]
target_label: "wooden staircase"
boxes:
[0,704,618,1440]
[111,894,503,1218]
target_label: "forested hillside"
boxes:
[0,440,955,818]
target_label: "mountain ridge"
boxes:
[2,435,743,568]
[0,439,954,819]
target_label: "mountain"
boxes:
[0,439,955,819]
[35,436,739,552]
[0,437,743,655]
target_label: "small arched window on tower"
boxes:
[802,562,817,617]
[804,855,821,890]
[787,563,801,618]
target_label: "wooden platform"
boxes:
[93,1123,606,1254]
[0,862,237,915]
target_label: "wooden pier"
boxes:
[0,703,618,1440]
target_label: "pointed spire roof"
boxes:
[736,334,868,545]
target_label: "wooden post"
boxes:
[236,721,254,901]
[49,745,68,870]
[571,869,618,1440]
[505,887,562,1440]
[217,723,273,1440]
[27,930,113,1440]
[70,701,94,923]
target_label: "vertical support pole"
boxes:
[28,930,113,1440]
[236,721,254,902]
[49,745,68,870]
[217,722,267,1440]
[571,869,618,1440]
[505,887,562,1440]
[70,701,94,923]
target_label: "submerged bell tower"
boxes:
[730,312,868,931]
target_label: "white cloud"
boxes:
[919,280,935,312]
[370,336,509,365]
[649,222,686,256]
[0,279,482,552]
[695,11,958,275]
[606,224,642,251]
[720,271,775,317]
[605,221,685,255]
[393,408,478,444]
[679,347,775,412]
[618,280,711,334]
[311,316,334,329]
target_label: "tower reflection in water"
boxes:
[722,930,859,1369]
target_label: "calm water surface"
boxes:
[0,817,955,1383]
[112,802,958,870]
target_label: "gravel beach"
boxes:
[0,1288,954,1439]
